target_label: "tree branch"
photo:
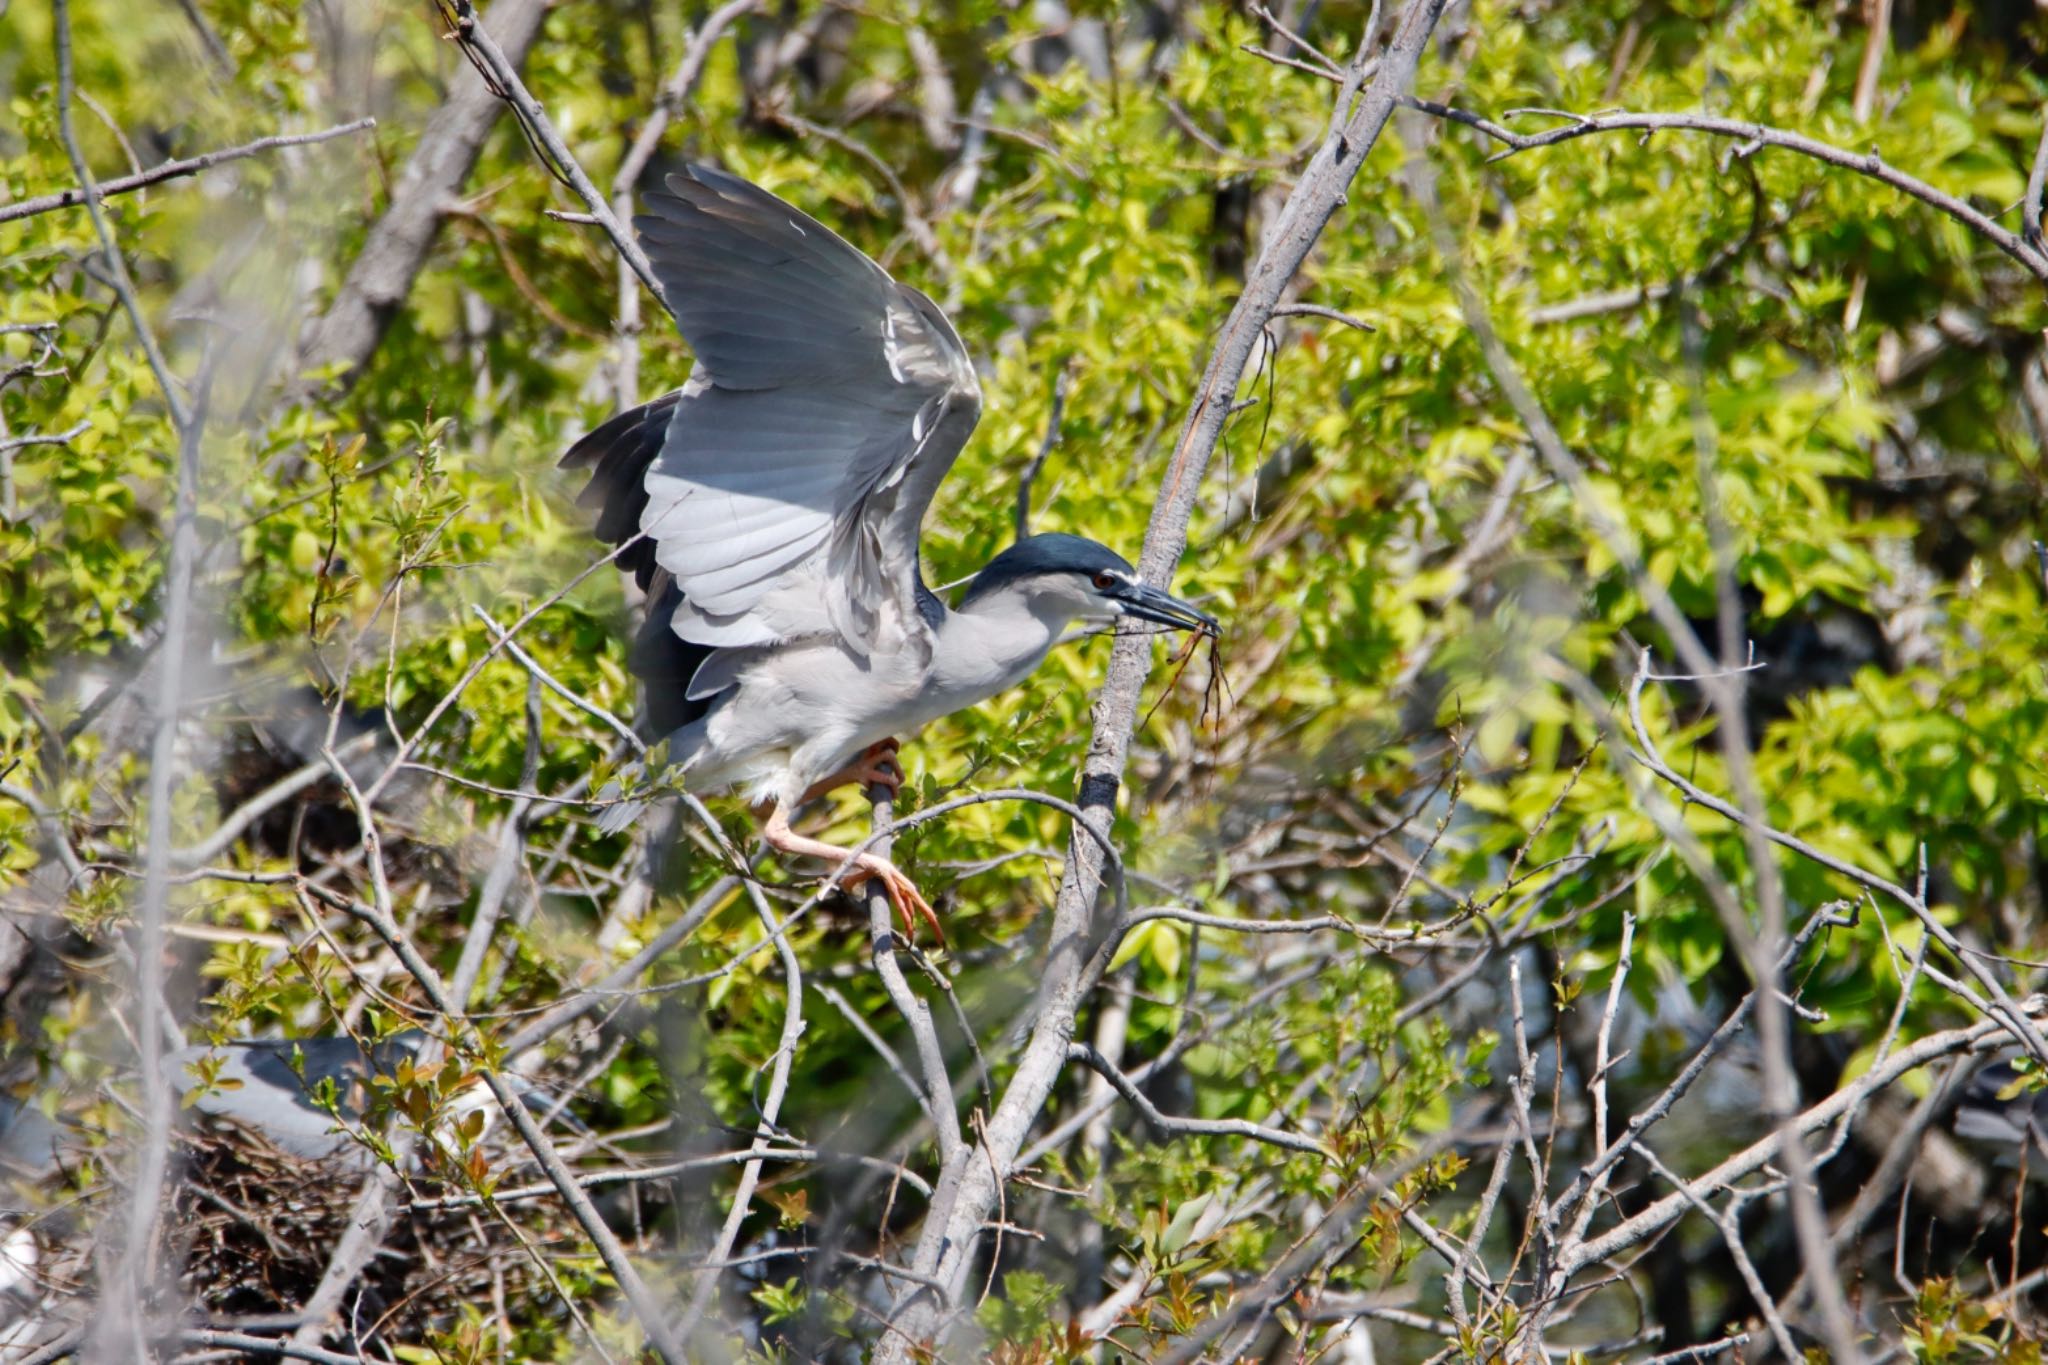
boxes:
[0,117,375,226]
[1561,1013,2028,1274]
[436,0,667,310]
[297,0,551,384]
[1066,1043,1323,1155]
[870,2,1450,1354]
[56,2,205,1350]
[314,754,690,1363]
[609,0,760,402]
[1624,654,2048,1065]
[0,419,91,452]
[1404,99,2048,283]
[675,878,808,1340]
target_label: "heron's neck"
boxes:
[932,587,1073,702]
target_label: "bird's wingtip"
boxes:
[651,161,747,212]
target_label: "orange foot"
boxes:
[761,794,943,947]
[843,851,944,947]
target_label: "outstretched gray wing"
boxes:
[632,163,981,659]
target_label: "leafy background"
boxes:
[2,0,2046,1358]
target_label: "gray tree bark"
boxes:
[296,0,551,386]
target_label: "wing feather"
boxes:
[560,163,981,729]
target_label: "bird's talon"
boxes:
[849,856,944,949]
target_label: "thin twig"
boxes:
[469,604,642,752]
[1624,657,2048,1065]
[171,731,379,868]
[608,0,757,401]
[2027,105,2048,247]
[1851,0,1893,124]
[0,117,376,225]
[0,419,91,452]
[675,879,808,1339]
[1409,101,2048,282]
[1564,1012,2030,1272]
[1635,1147,1801,1362]
[57,3,203,1350]
[1271,301,1376,331]
[438,0,667,310]
[1015,363,1071,539]
[317,754,690,1363]
[1067,1043,1323,1155]
[765,107,946,265]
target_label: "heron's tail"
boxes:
[594,775,649,836]
[593,724,703,836]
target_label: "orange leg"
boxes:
[800,738,904,805]
[761,797,943,946]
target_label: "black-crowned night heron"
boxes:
[167,1033,504,1164]
[1956,1059,2048,1164]
[0,1036,510,1178]
[563,164,1218,941]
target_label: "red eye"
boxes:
[1092,572,1116,590]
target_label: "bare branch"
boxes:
[1400,119,1861,1357]
[609,0,759,401]
[1589,913,1634,1167]
[675,873,808,1338]
[0,117,375,226]
[1641,1335,1752,1364]
[904,26,960,152]
[611,0,760,202]
[2027,103,2048,247]
[1407,100,2048,283]
[1271,301,1376,331]
[0,419,91,452]
[412,1146,934,1210]
[436,0,667,310]
[1635,1146,1801,1362]
[298,0,550,383]
[57,2,205,1349]
[815,982,940,1127]
[1067,1042,1323,1155]
[501,875,739,1055]
[469,604,643,753]
[764,107,947,265]
[1015,363,1071,540]
[315,753,691,1363]
[0,781,87,883]
[181,1329,369,1364]
[1851,0,1893,125]
[1625,656,2048,1065]
[171,731,378,868]
[1564,1011,2032,1272]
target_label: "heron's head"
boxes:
[960,533,1218,635]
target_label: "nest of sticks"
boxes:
[164,1121,584,1349]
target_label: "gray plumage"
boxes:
[1956,1059,2048,1159]
[166,1033,431,1161]
[165,1032,524,1164]
[0,1097,66,1182]
[562,166,1216,926]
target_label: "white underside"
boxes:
[665,584,1092,808]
